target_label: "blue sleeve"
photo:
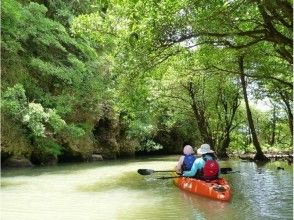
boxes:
[182,158,204,177]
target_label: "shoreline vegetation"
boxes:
[2,1,292,169]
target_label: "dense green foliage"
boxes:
[1,0,292,164]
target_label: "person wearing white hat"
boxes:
[182,144,220,180]
[175,145,196,174]
[197,143,214,155]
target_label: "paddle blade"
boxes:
[137,169,154,175]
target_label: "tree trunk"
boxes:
[278,90,293,143]
[218,91,240,158]
[257,0,293,63]
[218,132,230,159]
[238,56,269,161]
[269,105,276,146]
[187,82,214,148]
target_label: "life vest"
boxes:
[182,154,196,171]
[203,159,219,180]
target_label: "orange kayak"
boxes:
[173,173,232,202]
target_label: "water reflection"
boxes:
[224,160,293,220]
[177,191,230,220]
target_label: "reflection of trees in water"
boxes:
[178,191,228,220]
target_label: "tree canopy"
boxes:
[1,0,292,163]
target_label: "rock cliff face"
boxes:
[93,116,119,159]
[2,157,34,168]
[153,126,187,154]
[92,105,137,159]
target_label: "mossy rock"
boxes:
[2,157,33,168]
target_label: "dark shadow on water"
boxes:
[1,180,27,188]
[1,155,178,178]
[77,170,174,193]
[1,159,137,177]
[137,155,179,161]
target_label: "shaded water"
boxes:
[1,156,293,220]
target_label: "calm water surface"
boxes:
[1,156,293,220]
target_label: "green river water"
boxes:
[1,156,293,220]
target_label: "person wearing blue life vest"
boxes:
[182,144,220,180]
[175,145,196,174]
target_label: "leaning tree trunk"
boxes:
[269,104,276,146]
[238,56,269,161]
[278,90,293,144]
[218,91,240,158]
[218,132,230,159]
[187,82,214,148]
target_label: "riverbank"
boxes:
[2,151,293,169]
[234,152,293,164]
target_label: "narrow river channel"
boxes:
[1,156,293,220]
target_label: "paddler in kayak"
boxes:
[181,144,220,181]
[175,145,196,174]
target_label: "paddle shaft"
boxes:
[157,169,239,179]
[153,170,175,173]
[137,169,176,175]
[138,167,235,176]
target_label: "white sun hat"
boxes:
[197,144,214,155]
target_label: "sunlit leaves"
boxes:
[3,85,65,136]
[2,0,292,158]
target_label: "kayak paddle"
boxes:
[157,176,181,179]
[137,169,175,175]
[137,167,238,176]
[138,167,233,175]
[157,168,239,179]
